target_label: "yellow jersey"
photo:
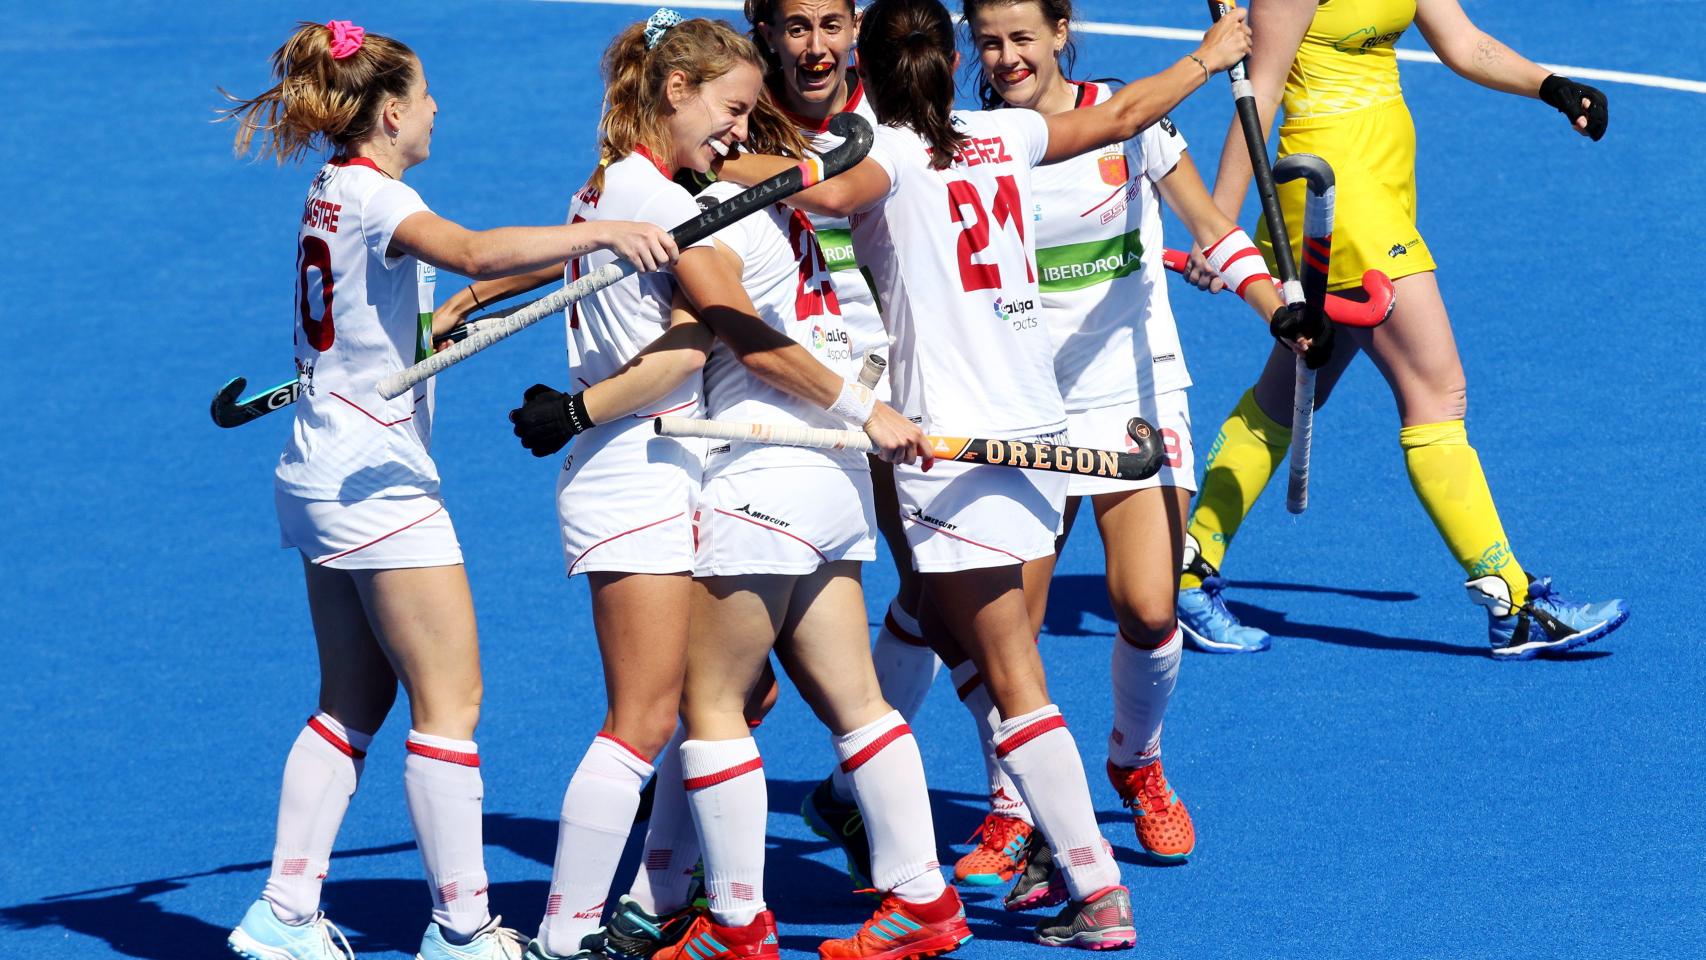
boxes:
[1282,0,1414,121]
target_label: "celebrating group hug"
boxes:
[217,2,1626,959]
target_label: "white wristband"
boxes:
[827,380,877,426]
[1203,227,1273,302]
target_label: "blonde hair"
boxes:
[219,21,418,163]
[593,17,808,190]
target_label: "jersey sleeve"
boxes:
[697,182,756,264]
[1001,107,1051,168]
[362,179,431,269]
[1140,115,1188,184]
[637,180,716,259]
[862,127,907,203]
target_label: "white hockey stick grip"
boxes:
[376,261,632,399]
[1286,360,1315,514]
[655,416,875,453]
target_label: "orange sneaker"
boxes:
[1107,760,1194,863]
[952,813,1033,886]
[654,910,779,960]
[818,888,972,960]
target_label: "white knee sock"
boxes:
[538,734,655,954]
[872,601,940,721]
[1108,626,1181,769]
[834,711,945,903]
[994,705,1121,900]
[628,726,702,916]
[262,713,372,924]
[403,730,491,940]
[681,738,767,927]
[949,661,1031,825]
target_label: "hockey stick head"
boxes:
[822,112,874,175]
[210,377,249,428]
[1272,152,1335,194]
[1124,416,1165,481]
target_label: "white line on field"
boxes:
[528,0,1706,95]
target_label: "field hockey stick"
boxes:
[375,114,876,401]
[654,416,1166,483]
[208,294,543,428]
[1272,154,1335,514]
[1159,249,1393,328]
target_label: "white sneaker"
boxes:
[417,916,528,960]
[228,898,354,960]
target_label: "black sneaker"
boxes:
[582,895,696,960]
[1003,832,1066,912]
[800,775,873,890]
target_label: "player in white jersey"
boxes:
[740,0,943,888]
[426,16,926,960]
[959,0,1295,881]
[714,0,1255,947]
[218,21,676,960]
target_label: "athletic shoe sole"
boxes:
[1137,847,1191,865]
[801,795,874,891]
[956,872,1009,887]
[820,930,973,960]
[1491,607,1629,661]
[1004,880,1068,913]
[228,930,301,960]
[1033,929,1137,951]
[1178,621,1269,655]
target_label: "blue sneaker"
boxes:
[227,899,354,960]
[587,895,696,960]
[1176,536,1270,654]
[1467,574,1628,660]
[418,917,527,960]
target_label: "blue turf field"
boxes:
[3,1,1703,958]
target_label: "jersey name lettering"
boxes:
[302,199,341,233]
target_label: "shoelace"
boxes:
[310,913,355,960]
[1196,575,1241,628]
[855,897,912,941]
[963,813,1022,851]
[1129,766,1173,815]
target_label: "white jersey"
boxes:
[276,157,438,501]
[697,180,865,477]
[791,81,885,370]
[564,149,714,441]
[1033,81,1190,409]
[854,109,1065,440]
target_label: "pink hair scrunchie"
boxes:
[326,20,366,60]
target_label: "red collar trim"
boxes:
[1071,80,1097,110]
[329,156,387,173]
[782,76,864,134]
[632,143,674,178]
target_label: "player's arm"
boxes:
[1414,0,1606,139]
[390,211,677,280]
[674,242,929,465]
[713,153,892,218]
[433,265,560,338]
[1041,10,1250,164]
[509,291,713,457]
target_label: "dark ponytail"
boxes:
[962,0,1077,110]
[858,0,965,170]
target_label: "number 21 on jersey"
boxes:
[947,174,1033,292]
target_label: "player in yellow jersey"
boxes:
[1177,0,1626,659]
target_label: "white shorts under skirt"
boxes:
[694,466,877,576]
[276,490,463,570]
[893,432,1069,573]
[1065,389,1197,498]
[556,424,702,578]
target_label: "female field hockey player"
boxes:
[218,19,675,960]
[736,0,945,889]
[953,0,1295,879]
[618,85,970,960]
[714,0,1254,946]
[1175,0,1628,659]
[478,13,928,960]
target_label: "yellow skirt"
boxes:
[1257,96,1436,292]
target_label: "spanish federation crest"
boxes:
[1098,151,1129,187]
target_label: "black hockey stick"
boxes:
[374,113,876,400]
[1272,154,1335,513]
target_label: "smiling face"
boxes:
[969,1,1068,111]
[385,58,438,169]
[663,60,763,172]
[758,0,855,117]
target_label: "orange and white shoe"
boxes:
[1107,760,1194,863]
[818,888,972,960]
[653,910,779,960]
[952,813,1033,886]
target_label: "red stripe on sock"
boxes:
[280,858,308,877]
[683,755,763,790]
[839,723,913,773]
[406,740,481,767]
[995,714,1067,758]
[307,716,366,759]
[884,611,927,646]
[596,732,651,764]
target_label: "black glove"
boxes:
[1539,74,1608,142]
[509,383,594,457]
[1270,302,1335,370]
